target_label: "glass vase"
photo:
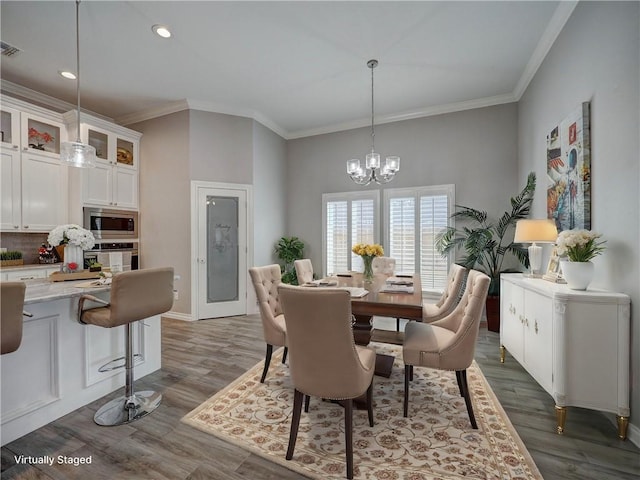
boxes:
[362,255,374,283]
[64,244,84,271]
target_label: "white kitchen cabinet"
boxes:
[65,112,140,213]
[0,99,68,232]
[500,274,631,439]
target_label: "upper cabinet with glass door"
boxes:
[1,106,20,149]
[82,123,138,171]
[21,112,63,158]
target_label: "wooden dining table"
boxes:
[326,272,424,377]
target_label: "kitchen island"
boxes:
[0,278,162,445]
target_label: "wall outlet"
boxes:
[173,290,179,300]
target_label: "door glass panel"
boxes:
[27,118,60,154]
[88,129,108,160]
[206,195,239,303]
[1,110,13,144]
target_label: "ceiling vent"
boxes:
[1,41,21,57]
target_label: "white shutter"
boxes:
[388,196,415,274]
[323,191,379,277]
[326,201,348,276]
[384,185,454,292]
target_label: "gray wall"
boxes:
[286,103,520,273]
[518,1,640,432]
[132,110,191,313]
[253,121,287,267]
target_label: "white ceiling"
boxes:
[0,1,575,139]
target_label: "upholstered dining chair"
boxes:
[1,282,29,355]
[293,259,314,285]
[249,264,288,383]
[402,269,490,428]
[278,284,376,480]
[372,256,396,276]
[422,264,469,323]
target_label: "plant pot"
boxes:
[560,260,594,290]
[486,295,500,333]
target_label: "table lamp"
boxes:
[514,219,558,277]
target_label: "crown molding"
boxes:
[115,100,190,126]
[513,0,578,100]
[286,93,517,140]
[0,80,113,122]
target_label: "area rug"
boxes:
[182,343,542,480]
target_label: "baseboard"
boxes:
[162,310,194,322]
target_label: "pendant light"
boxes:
[60,0,96,168]
[346,59,399,185]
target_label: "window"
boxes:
[322,191,379,276]
[384,185,454,291]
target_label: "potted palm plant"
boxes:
[435,172,536,332]
[274,236,305,284]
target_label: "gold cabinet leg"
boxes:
[555,405,566,434]
[617,416,629,440]
[500,345,505,363]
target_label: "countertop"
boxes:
[1,263,62,272]
[23,278,110,305]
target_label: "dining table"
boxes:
[323,272,424,377]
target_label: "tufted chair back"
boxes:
[294,259,314,285]
[372,256,396,276]
[249,265,286,347]
[422,264,468,322]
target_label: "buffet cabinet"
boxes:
[499,274,630,439]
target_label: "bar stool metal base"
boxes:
[94,390,162,426]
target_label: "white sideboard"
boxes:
[499,274,631,439]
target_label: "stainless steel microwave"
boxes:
[83,207,138,240]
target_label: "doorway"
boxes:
[192,182,252,319]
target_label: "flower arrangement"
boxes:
[28,127,55,150]
[351,243,384,258]
[48,224,95,250]
[555,229,606,262]
[352,243,384,281]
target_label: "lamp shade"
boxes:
[514,219,558,244]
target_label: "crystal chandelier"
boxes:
[60,0,96,168]
[346,59,399,185]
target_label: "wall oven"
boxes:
[83,207,138,240]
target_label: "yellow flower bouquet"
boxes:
[352,243,384,281]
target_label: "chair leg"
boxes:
[458,370,478,429]
[404,365,411,417]
[261,344,273,383]
[366,381,374,427]
[282,346,288,364]
[286,389,304,460]
[304,394,311,413]
[409,365,414,381]
[455,370,464,397]
[344,398,354,480]
[396,317,400,332]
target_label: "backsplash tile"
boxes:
[0,232,50,265]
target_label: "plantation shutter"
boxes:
[323,192,379,276]
[384,185,454,292]
[325,200,348,276]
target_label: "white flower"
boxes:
[555,229,605,262]
[48,224,95,250]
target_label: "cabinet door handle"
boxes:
[23,225,29,229]
[14,225,19,229]
[12,145,19,150]
[525,317,529,327]
[534,320,539,334]
[519,314,524,324]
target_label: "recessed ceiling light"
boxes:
[152,24,171,38]
[60,70,76,80]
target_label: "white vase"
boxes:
[64,244,84,271]
[560,260,594,290]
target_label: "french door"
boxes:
[193,182,250,319]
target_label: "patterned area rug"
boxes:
[182,343,542,479]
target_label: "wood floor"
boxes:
[2,315,638,480]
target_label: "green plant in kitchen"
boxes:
[89,261,103,272]
[0,250,23,267]
[274,236,305,284]
[436,171,536,296]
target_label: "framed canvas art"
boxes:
[546,102,591,232]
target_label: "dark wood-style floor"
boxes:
[2,315,639,480]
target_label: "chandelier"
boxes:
[60,0,96,168]
[346,59,399,185]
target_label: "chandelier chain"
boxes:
[75,0,81,141]
[370,61,375,151]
